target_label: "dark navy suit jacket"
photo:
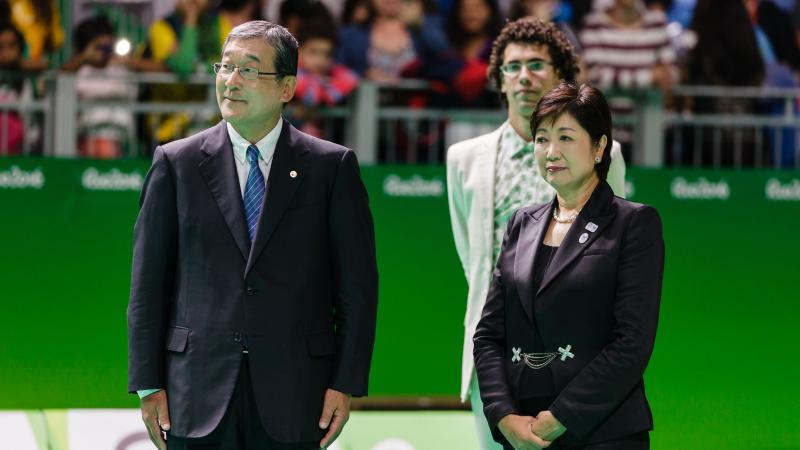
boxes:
[128,119,378,441]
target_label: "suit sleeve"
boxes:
[549,206,664,439]
[606,140,627,198]
[327,149,379,397]
[446,147,470,279]
[473,211,520,434]
[127,147,178,393]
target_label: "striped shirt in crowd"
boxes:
[579,9,676,90]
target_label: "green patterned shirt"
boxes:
[493,121,555,261]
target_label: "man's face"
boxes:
[0,30,22,68]
[500,42,559,121]
[299,38,334,76]
[216,38,296,133]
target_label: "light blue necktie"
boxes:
[243,145,265,244]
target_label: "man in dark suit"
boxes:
[127,21,378,450]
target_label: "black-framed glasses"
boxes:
[499,59,552,76]
[212,63,282,81]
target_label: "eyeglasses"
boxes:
[212,63,282,81]
[499,59,552,76]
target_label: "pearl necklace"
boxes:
[553,206,580,223]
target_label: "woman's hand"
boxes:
[531,411,566,441]
[498,414,552,449]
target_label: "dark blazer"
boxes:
[473,180,664,444]
[127,119,378,441]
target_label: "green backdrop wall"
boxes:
[1,158,799,448]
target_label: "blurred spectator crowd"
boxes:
[1,0,800,163]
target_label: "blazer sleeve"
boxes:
[606,140,627,198]
[127,147,178,393]
[473,211,520,434]
[549,205,664,439]
[327,149,379,397]
[446,147,470,279]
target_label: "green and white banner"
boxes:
[1,159,799,449]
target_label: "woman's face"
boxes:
[460,0,491,34]
[534,113,605,193]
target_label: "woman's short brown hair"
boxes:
[531,82,613,180]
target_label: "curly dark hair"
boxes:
[487,17,579,107]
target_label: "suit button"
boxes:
[233,333,242,343]
[245,287,254,296]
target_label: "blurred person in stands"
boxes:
[446,17,627,450]
[278,0,336,36]
[473,81,664,450]
[0,22,29,155]
[444,0,503,107]
[220,0,265,28]
[61,15,137,159]
[338,0,460,83]
[579,0,676,153]
[509,0,582,54]
[749,0,800,165]
[342,0,371,26]
[6,0,63,70]
[643,0,671,13]
[145,0,222,77]
[140,0,222,147]
[579,0,676,92]
[292,19,359,137]
[684,0,768,165]
[128,20,377,450]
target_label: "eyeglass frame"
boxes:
[212,62,284,81]
[499,59,553,76]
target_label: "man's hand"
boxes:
[498,414,551,450]
[140,390,170,450]
[531,410,566,441]
[318,388,351,449]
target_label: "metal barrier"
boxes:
[1,71,799,168]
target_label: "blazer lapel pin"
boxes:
[578,232,589,244]
[585,222,598,233]
[289,170,298,178]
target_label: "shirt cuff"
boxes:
[137,388,162,399]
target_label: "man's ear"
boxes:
[280,75,297,103]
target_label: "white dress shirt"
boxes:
[226,119,282,196]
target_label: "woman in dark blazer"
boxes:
[473,83,665,450]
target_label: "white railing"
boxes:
[1,71,799,168]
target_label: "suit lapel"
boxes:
[245,120,310,276]
[198,121,249,261]
[536,181,617,298]
[514,201,555,323]
[476,128,502,269]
